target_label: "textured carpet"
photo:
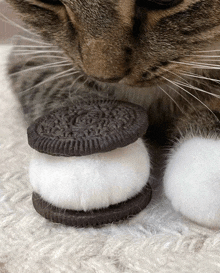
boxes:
[1,45,220,273]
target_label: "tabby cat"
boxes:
[5,0,220,228]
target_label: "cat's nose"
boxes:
[80,39,130,81]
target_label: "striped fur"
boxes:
[0,1,216,136]
[5,0,220,133]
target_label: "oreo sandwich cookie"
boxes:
[27,99,152,227]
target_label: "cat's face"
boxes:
[6,0,220,87]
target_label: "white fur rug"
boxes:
[1,45,220,273]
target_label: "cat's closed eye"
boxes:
[34,0,62,5]
[137,0,184,9]
[34,0,184,9]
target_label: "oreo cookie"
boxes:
[32,183,152,228]
[28,99,152,227]
[27,99,148,156]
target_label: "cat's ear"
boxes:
[136,0,183,9]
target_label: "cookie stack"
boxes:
[27,99,152,227]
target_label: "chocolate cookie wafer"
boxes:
[32,183,152,228]
[27,99,148,156]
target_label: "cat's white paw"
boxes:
[164,137,220,228]
[29,138,150,211]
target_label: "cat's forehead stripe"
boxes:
[117,0,135,26]
[147,0,201,27]
[149,0,220,37]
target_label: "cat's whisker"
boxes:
[193,59,220,63]
[192,59,220,64]
[161,66,220,98]
[13,50,64,56]
[68,74,86,102]
[160,67,189,84]
[183,61,220,67]
[164,83,197,112]
[19,55,71,61]
[13,49,63,53]
[173,80,220,99]
[0,12,39,37]
[75,78,89,94]
[15,55,73,70]
[157,85,184,114]
[187,51,220,60]
[13,45,59,48]
[160,66,203,108]
[68,74,85,91]
[179,70,220,84]
[57,70,81,78]
[189,55,220,58]
[161,76,218,118]
[13,53,63,57]
[10,61,73,76]
[194,49,220,53]
[170,60,220,70]
[12,35,52,46]
[18,68,78,95]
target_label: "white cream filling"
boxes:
[29,138,150,211]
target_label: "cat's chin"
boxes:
[164,137,220,229]
[29,139,151,211]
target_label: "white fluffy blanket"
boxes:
[1,45,220,273]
